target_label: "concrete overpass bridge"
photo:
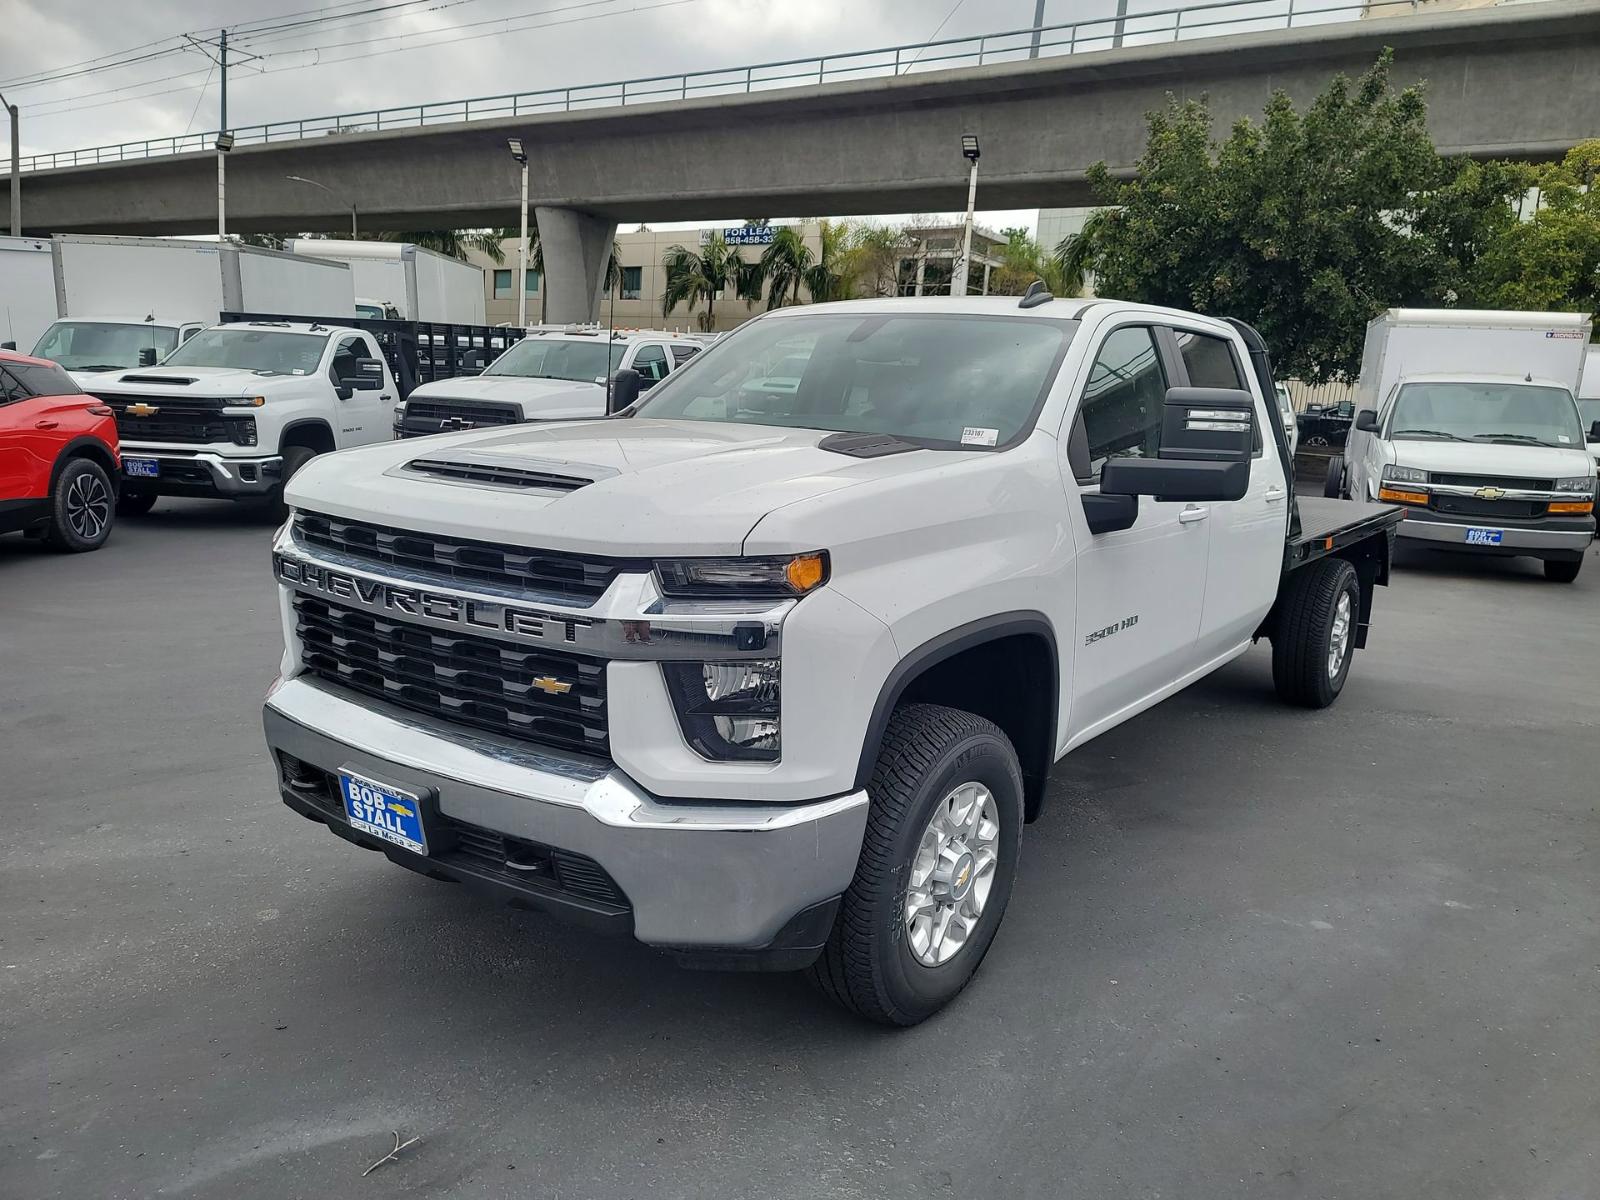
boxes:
[12,0,1600,323]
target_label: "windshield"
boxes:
[159,328,328,375]
[1388,382,1584,448]
[1578,397,1600,439]
[634,313,1075,448]
[30,321,179,372]
[483,338,627,383]
[355,303,385,319]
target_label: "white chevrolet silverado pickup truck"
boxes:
[262,293,1402,1025]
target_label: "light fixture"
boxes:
[215,131,235,153]
[507,137,527,164]
[961,134,980,161]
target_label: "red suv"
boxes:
[0,350,120,552]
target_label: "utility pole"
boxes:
[217,27,228,240]
[0,90,18,235]
[1113,0,1129,48]
[508,139,529,329]
[1029,0,1047,58]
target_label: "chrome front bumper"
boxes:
[122,447,283,497]
[1397,508,1595,554]
[263,677,869,955]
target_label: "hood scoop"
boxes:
[817,431,922,458]
[118,373,196,385]
[405,451,614,493]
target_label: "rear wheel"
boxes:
[1544,557,1583,583]
[116,484,159,518]
[1323,457,1345,499]
[45,457,115,553]
[809,704,1024,1026]
[1272,558,1360,708]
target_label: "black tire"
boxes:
[1544,557,1583,583]
[809,704,1024,1027]
[1272,558,1360,708]
[264,445,318,522]
[116,484,159,518]
[44,457,115,553]
[1323,457,1345,500]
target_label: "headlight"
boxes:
[1382,464,1429,485]
[662,660,781,761]
[655,552,828,599]
[1554,476,1595,493]
[224,396,266,408]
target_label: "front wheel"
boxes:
[1544,557,1583,583]
[45,457,115,553]
[1272,558,1360,708]
[809,704,1024,1026]
[263,445,318,522]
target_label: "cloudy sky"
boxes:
[0,0,1224,233]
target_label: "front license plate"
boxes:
[124,458,160,478]
[338,771,428,855]
[1465,527,1504,546]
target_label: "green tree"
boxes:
[375,229,513,264]
[660,235,760,332]
[1469,140,1600,316]
[758,227,816,309]
[1060,51,1526,381]
[837,222,910,298]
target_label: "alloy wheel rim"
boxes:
[904,781,1000,967]
[66,472,110,541]
[1328,591,1352,679]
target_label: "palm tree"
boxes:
[838,223,909,298]
[660,235,759,332]
[800,219,856,303]
[759,227,815,310]
[375,229,513,264]
[1054,209,1117,297]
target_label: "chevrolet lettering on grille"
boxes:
[274,554,584,643]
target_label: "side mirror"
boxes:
[139,348,158,367]
[607,368,643,414]
[1588,419,1600,441]
[1158,386,1255,464]
[1354,409,1379,433]
[340,358,385,392]
[0,341,15,351]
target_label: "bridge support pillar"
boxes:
[534,206,617,326]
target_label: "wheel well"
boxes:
[861,621,1059,822]
[52,439,118,493]
[280,421,335,454]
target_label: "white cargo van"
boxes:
[29,236,355,384]
[1578,344,1600,472]
[0,236,58,354]
[286,240,485,325]
[1335,309,1595,582]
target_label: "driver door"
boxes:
[327,334,391,447]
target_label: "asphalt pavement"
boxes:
[3,499,1597,1200]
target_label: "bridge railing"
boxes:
[16,0,1423,174]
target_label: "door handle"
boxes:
[1179,506,1210,524]
[1265,487,1287,503]
[379,394,393,402]
[34,419,58,430]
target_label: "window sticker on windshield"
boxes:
[1558,434,1572,443]
[961,427,999,447]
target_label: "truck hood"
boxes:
[408,374,605,419]
[287,418,946,556]
[1389,439,1596,480]
[80,366,312,399]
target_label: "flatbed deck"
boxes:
[1287,497,1403,568]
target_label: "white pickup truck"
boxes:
[394,329,702,438]
[262,294,1401,1025]
[85,316,520,517]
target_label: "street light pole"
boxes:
[1029,0,1047,58]
[285,175,357,237]
[953,134,980,297]
[217,27,228,239]
[509,139,530,329]
[0,90,19,235]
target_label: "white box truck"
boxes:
[1335,309,1596,581]
[0,236,59,354]
[1578,344,1600,472]
[28,236,355,384]
[285,239,485,324]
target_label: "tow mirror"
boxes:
[139,347,158,367]
[1097,386,1254,504]
[1354,409,1379,433]
[1,341,15,351]
[1589,418,1600,441]
[340,358,385,392]
[607,367,643,414]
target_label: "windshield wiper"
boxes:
[1392,428,1467,441]
[76,364,130,372]
[1470,433,1562,447]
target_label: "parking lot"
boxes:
[3,501,1597,1200]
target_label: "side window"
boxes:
[669,343,701,367]
[1174,329,1262,453]
[1071,326,1168,484]
[0,367,24,405]
[329,336,364,385]
[632,344,670,385]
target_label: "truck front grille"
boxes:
[403,399,522,432]
[100,395,255,445]
[1432,495,1545,520]
[1432,473,1554,491]
[293,512,645,604]
[293,594,608,758]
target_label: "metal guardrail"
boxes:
[18,0,1426,174]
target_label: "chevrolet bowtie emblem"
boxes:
[126,403,160,417]
[1473,486,1507,500]
[530,676,573,695]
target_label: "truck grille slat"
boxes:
[294,513,645,604]
[404,399,522,429]
[99,395,254,445]
[294,595,609,758]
